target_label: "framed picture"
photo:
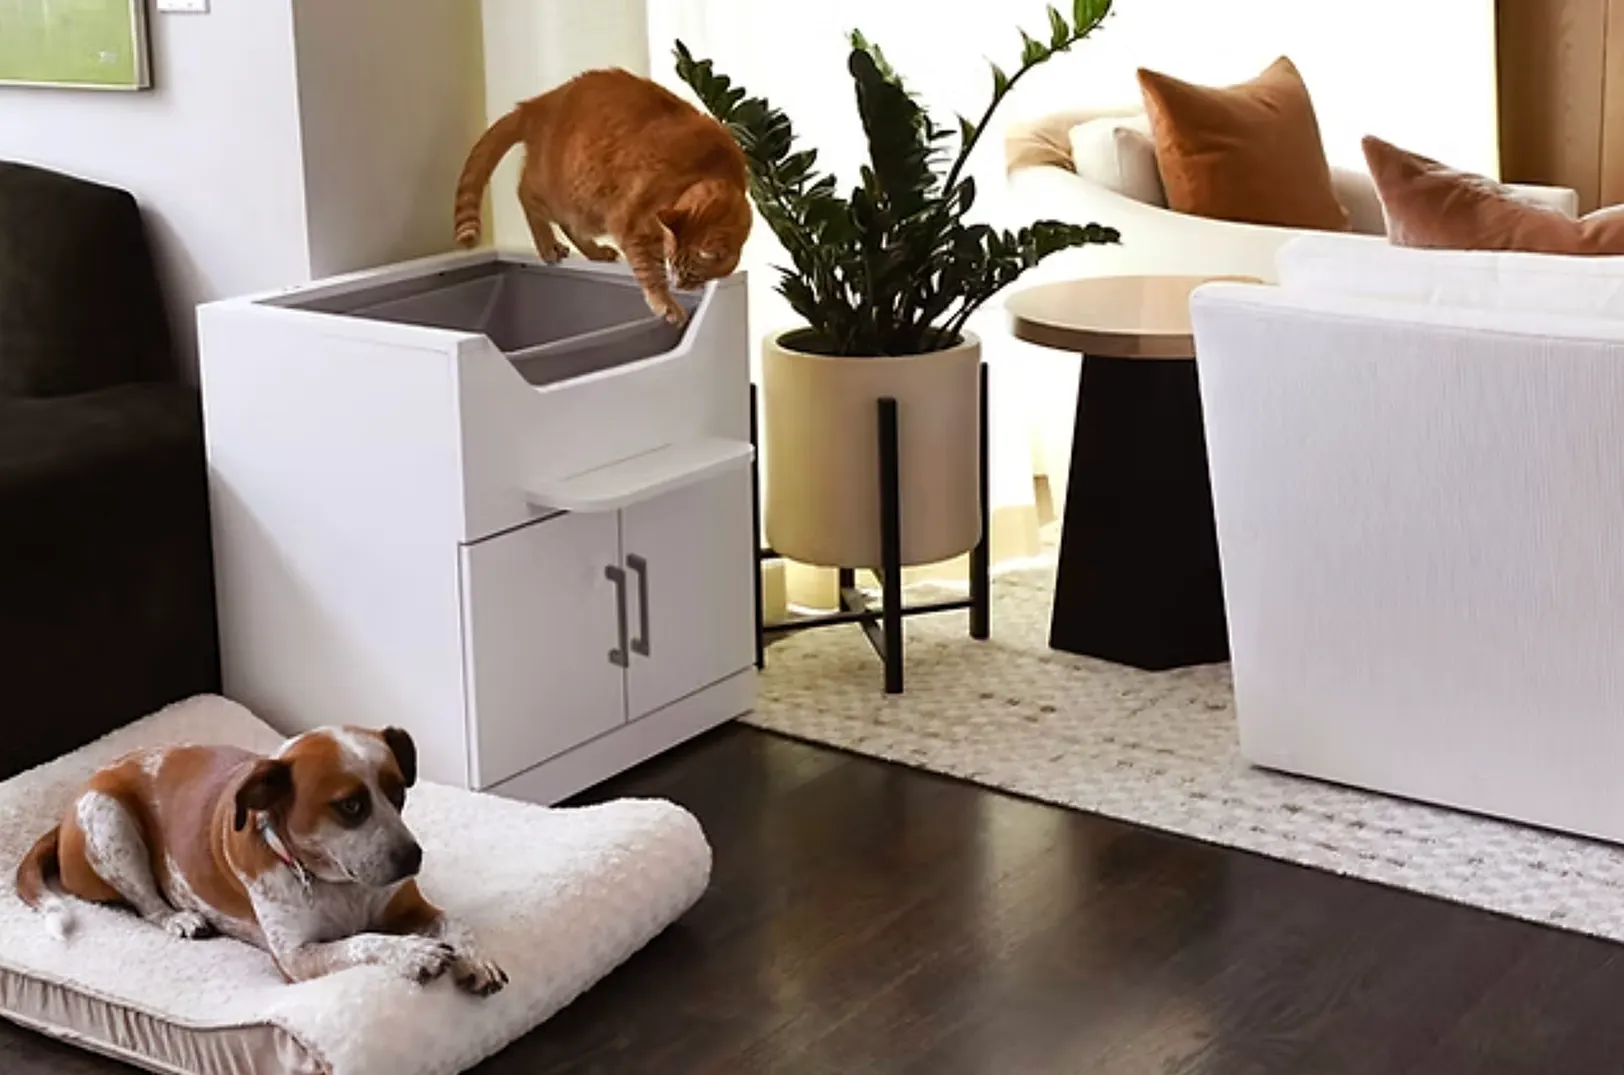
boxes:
[0,0,153,91]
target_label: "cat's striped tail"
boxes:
[453,108,525,249]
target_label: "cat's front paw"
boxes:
[539,242,570,264]
[652,298,688,326]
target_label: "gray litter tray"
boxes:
[281,260,698,387]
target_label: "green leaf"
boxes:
[849,46,936,219]
[957,114,977,147]
[1048,5,1071,47]
[1073,0,1112,31]
[1019,30,1047,66]
[989,61,1010,97]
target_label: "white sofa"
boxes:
[998,107,1581,283]
[979,107,1579,519]
[1190,232,1624,844]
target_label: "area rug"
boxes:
[748,561,1624,944]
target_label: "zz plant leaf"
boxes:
[674,2,1119,357]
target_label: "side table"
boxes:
[1006,274,1256,670]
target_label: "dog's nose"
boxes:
[395,842,423,880]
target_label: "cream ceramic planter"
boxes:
[762,329,982,569]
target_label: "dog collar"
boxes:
[256,815,313,895]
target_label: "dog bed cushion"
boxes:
[0,695,712,1075]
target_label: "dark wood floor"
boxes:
[7,724,1624,1075]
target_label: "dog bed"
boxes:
[0,695,711,1075]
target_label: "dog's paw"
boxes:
[453,954,509,997]
[391,936,456,985]
[159,911,215,940]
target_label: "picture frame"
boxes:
[0,0,153,91]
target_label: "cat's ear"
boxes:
[656,207,688,238]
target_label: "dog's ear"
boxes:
[233,759,293,831]
[381,726,417,788]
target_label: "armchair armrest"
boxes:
[0,383,201,495]
[0,382,217,779]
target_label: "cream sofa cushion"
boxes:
[1067,114,1167,206]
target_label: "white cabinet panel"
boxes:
[622,467,756,719]
[460,512,626,787]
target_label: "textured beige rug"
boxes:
[748,562,1624,945]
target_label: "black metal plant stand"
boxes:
[752,362,991,694]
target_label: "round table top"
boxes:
[1005,274,1262,359]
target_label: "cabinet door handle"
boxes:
[605,564,629,668]
[627,553,651,657]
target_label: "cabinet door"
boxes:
[460,511,626,788]
[621,466,756,719]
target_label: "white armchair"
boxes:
[1190,233,1624,844]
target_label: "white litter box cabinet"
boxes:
[197,251,756,802]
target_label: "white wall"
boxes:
[0,1,488,376]
[480,0,649,250]
[0,5,310,373]
[291,0,487,278]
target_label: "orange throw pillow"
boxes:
[1362,135,1624,254]
[1137,57,1349,232]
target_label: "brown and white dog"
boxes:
[13,725,506,995]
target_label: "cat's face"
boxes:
[659,181,753,291]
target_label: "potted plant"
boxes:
[675,3,1118,570]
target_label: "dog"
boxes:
[13,725,507,996]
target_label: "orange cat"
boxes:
[453,68,752,325]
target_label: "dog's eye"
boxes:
[332,793,369,824]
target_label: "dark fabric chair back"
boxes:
[0,160,174,398]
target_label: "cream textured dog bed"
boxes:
[0,695,711,1075]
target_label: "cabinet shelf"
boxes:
[526,437,754,513]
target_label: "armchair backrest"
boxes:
[0,161,174,398]
[1276,232,1624,319]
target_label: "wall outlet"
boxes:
[156,0,209,11]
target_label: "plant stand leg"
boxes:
[878,396,904,693]
[970,361,991,640]
[751,384,766,670]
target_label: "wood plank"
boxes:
[1602,0,1624,205]
[1497,0,1607,210]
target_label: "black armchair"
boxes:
[0,161,220,779]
